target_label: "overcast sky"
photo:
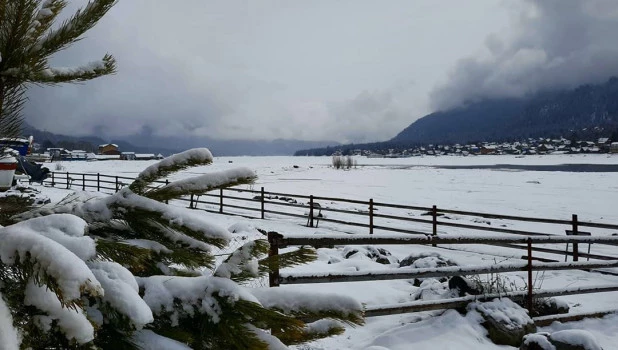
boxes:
[23,0,618,143]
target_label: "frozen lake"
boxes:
[53,153,618,223]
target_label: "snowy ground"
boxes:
[30,154,618,349]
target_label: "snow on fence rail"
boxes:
[42,171,618,263]
[363,285,618,318]
[266,232,618,317]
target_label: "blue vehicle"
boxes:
[0,136,33,156]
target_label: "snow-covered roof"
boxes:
[98,144,118,148]
[0,137,30,143]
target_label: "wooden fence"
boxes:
[43,171,618,263]
[267,232,618,318]
[41,171,618,320]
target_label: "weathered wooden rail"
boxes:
[267,233,618,317]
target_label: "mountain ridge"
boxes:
[296,77,618,155]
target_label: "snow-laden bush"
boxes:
[4,148,364,349]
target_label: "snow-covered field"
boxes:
[32,154,618,349]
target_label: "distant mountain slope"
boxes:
[392,77,618,144]
[22,123,338,156]
[295,77,618,156]
[392,99,526,144]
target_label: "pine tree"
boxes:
[6,148,364,349]
[0,0,117,138]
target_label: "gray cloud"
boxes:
[24,0,510,142]
[431,0,618,111]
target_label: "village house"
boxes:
[120,152,136,160]
[47,147,70,161]
[480,145,497,155]
[597,138,612,153]
[98,143,120,155]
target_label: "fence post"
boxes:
[261,187,265,219]
[219,188,224,213]
[309,195,314,227]
[51,172,55,187]
[97,173,100,191]
[66,172,70,189]
[189,194,194,209]
[115,176,119,192]
[82,174,85,191]
[369,198,374,235]
[165,179,169,204]
[267,231,281,287]
[527,237,534,315]
[572,214,579,262]
[432,205,438,247]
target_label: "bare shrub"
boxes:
[345,155,353,169]
[332,155,343,169]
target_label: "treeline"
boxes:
[37,139,98,153]
[294,141,417,156]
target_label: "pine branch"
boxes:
[120,208,227,251]
[129,148,214,195]
[91,222,215,275]
[88,220,137,240]
[231,299,305,347]
[152,297,304,350]
[32,0,117,57]
[258,246,317,275]
[1,1,39,67]
[214,239,269,283]
[145,169,256,202]
[280,320,346,345]
[278,307,364,328]
[0,247,96,310]
[95,239,155,272]
[18,53,117,84]
[0,84,27,138]
[24,0,67,48]
[94,325,142,350]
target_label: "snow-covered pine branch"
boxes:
[2,54,116,84]
[25,0,66,47]
[251,288,365,327]
[31,0,117,56]
[146,167,257,202]
[130,148,215,195]
[0,0,117,139]
[0,214,101,301]
[214,239,269,282]
[0,213,103,348]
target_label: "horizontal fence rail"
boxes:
[363,285,618,318]
[279,259,618,285]
[276,235,618,247]
[269,232,618,318]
